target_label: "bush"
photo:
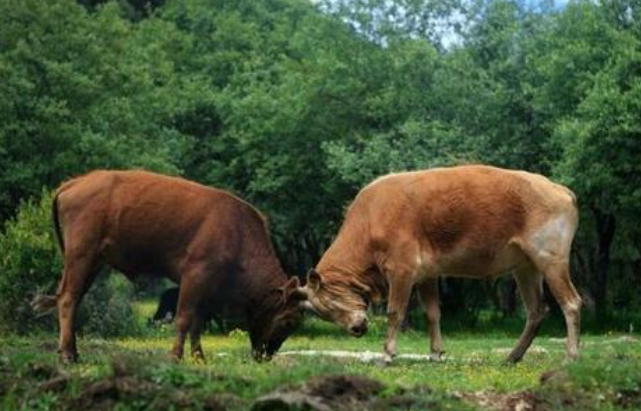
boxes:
[79,273,141,337]
[0,190,140,337]
[0,190,62,334]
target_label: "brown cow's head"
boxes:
[249,277,305,361]
[301,269,369,337]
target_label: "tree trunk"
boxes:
[593,208,616,320]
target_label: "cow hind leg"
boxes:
[521,245,581,360]
[417,278,443,361]
[190,314,206,362]
[521,210,581,361]
[508,264,547,363]
[542,263,582,360]
[56,255,102,363]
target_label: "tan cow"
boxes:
[302,165,581,363]
[32,170,304,362]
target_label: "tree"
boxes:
[553,44,641,316]
[0,0,196,222]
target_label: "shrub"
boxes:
[79,273,141,337]
[0,190,140,336]
[0,190,62,334]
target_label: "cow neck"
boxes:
[315,231,379,299]
[242,248,289,315]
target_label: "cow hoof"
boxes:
[170,351,183,363]
[58,351,78,364]
[429,351,444,362]
[505,354,521,365]
[192,351,206,364]
[375,359,389,368]
[377,353,394,367]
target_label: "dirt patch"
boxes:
[204,393,244,411]
[27,361,60,380]
[616,386,641,409]
[457,390,536,411]
[70,357,243,411]
[252,375,468,411]
[76,375,157,410]
[74,358,164,411]
[539,369,569,386]
[307,374,384,403]
[26,361,72,394]
[38,341,59,352]
[39,374,71,392]
[252,375,384,411]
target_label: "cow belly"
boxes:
[103,241,179,280]
[426,242,528,279]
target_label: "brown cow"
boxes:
[301,165,581,363]
[32,170,304,362]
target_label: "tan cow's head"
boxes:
[301,269,369,337]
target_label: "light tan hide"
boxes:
[304,165,581,363]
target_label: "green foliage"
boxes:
[554,50,641,218]
[325,120,470,186]
[0,0,193,221]
[79,274,141,337]
[1,0,640,322]
[0,191,61,334]
[0,191,139,336]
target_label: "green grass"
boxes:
[1,301,640,410]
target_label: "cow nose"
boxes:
[350,320,368,337]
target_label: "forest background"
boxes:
[1,0,640,335]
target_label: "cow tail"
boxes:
[29,189,66,317]
[30,294,57,317]
[51,189,65,253]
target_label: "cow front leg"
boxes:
[172,309,192,361]
[383,275,413,364]
[417,278,443,361]
[190,315,206,362]
[172,268,207,361]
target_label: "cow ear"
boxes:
[282,277,307,303]
[307,268,321,292]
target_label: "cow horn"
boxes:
[299,300,315,312]
[296,285,309,298]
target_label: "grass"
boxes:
[1,300,640,410]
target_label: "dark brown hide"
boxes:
[47,170,303,362]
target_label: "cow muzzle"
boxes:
[346,312,369,337]
[251,345,273,362]
[349,320,368,337]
